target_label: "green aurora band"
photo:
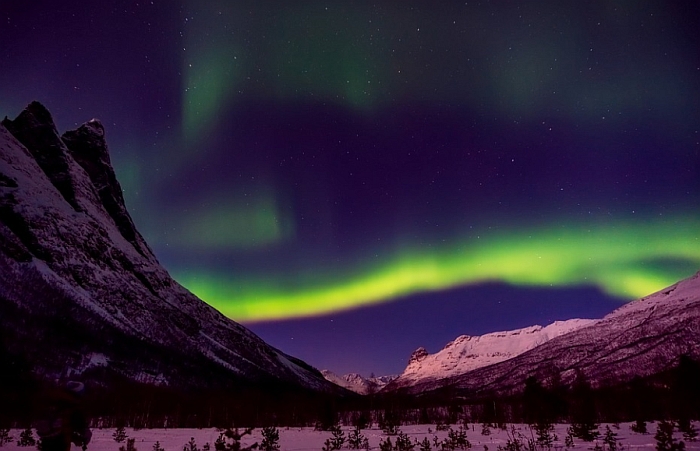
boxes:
[175,216,700,322]
[173,3,700,323]
[162,194,293,250]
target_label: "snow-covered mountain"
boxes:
[0,102,339,393]
[386,270,700,395]
[389,318,597,390]
[321,370,397,394]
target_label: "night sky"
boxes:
[2,2,699,376]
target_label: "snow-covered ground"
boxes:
[2,423,698,451]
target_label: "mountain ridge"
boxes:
[388,318,598,390]
[384,270,700,396]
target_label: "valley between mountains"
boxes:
[1,103,699,428]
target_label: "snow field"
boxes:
[2,423,698,451]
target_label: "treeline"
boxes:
[0,331,352,429]
[2,340,698,429]
[352,355,700,428]
[89,380,355,429]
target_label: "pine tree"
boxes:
[0,429,12,446]
[394,431,415,451]
[602,426,619,451]
[119,438,137,451]
[677,419,698,442]
[184,437,199,451]
[259,427,280,451]
[348,426,369,450]
[214,434,226,451]
[153,441,165,451]
[534,422,555,450]
[655,421,685,451]
[379,437,394,451]
[17,428,35,447]
[321,424,345,451]
[113,426,128,443]
[631,420,648,434]
[568,423,598,443]
[419,437,432,451]
[446,427,470,450]
[214,428,258,451]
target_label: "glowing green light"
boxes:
[173,216,700,322]
[181,2,247,141]
[182,47,242,141]
[157,194,293,250]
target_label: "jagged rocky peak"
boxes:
[2,100,56,134]
[2,101,82,211]
[409,347,429,364]
[62,118,106,151]
[2,101,153,259]
[61,114,152,258]
[61,118,110,190]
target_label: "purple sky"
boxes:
[2,1,699,376]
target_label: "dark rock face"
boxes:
[0,102,337,393]
[62,119,152,258]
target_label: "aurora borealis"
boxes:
[180,216,700,322]
[2,1,699,375]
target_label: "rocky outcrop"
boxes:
[408,347,429,364]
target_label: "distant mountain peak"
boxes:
[321,369,398,395]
